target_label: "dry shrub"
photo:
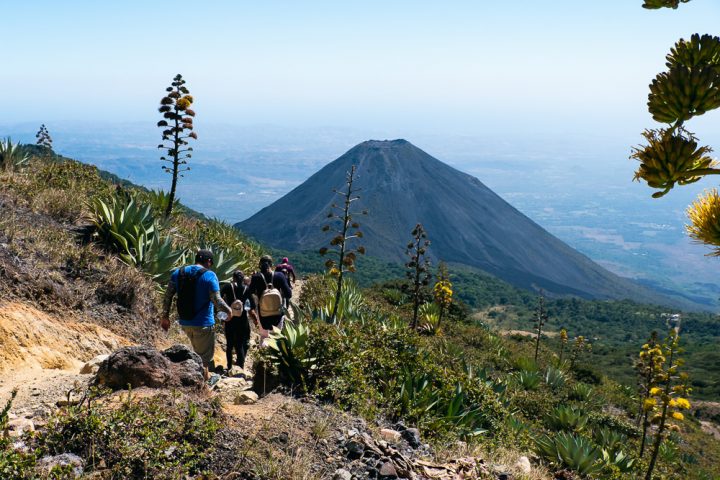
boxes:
[32,188,84,223]
[95,260,155,312]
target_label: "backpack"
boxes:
[229,283,245,318]
[176,267,207,320]
[258,272,283,318]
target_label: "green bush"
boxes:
[0,390,38,479]
[298,274,336,312]
[37,389,219,479]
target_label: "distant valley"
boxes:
[3,122,719,309]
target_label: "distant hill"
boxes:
[237,139,689,306]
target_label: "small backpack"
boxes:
[258,272,283,318]
[229,283,244,318]
[176,267,207,320]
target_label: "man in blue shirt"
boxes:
[160,250,232,375]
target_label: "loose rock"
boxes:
[7,418,34,437]
[36,453,84,478]
[401,428,421,448]
[333,468,353,480]
[234,390,259,405]
[379,461,398,479]
[515,456,531,474]
[79,354,109,374]
[346,439,365,459]
[380,428,402,443]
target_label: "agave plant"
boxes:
[430,383,488,439]
[91,196,185,283]
[546,406,589,432]
[91,196,155,252]
[535,432,604,476]
[464,364,507,395]
[0,138,28,170]
[506,416,529,436]
[139,188,184,217]
[602,448,637,473]
[593,427,627,454]
[397,368,441,418]
[513,356,539,373]
[544,365,567,390]
[130,235,186,284]
[265,320,316,386]
[512,370,541,391]
[317,280,367,324]
[417,302,440,335]
[0,138,30,172]
[199,246,248,283]
[569,383,594,402]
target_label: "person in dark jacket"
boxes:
[274,257,297,284]
[250,255,292,344]
[220,270,256,371]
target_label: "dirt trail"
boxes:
[0,279,307,416]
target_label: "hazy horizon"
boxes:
[3,1,719,137]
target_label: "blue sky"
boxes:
[2,1,719,137]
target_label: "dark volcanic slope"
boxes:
[238,139,660,302]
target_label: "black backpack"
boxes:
[176,267,207,320]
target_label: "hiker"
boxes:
[250,255,292,344]
[275,256,296,285]
[160,249,232,376]
[220,270,256,371]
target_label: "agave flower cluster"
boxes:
[569,335,591,369]
[632,30,720,254]
[686,188,720,253]
[432,279,452,309]
[643,331,692,430]
[558,328,568,362]
[640,330,692,480]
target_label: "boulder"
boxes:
[36,453,84,478]
[79,354,109,374]
[94,345,204,390]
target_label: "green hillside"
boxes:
[1,145,718,479]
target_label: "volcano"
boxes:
[237,139,661,302]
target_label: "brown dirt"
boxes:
[0,301,127,372]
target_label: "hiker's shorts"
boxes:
[181,325,215,370]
